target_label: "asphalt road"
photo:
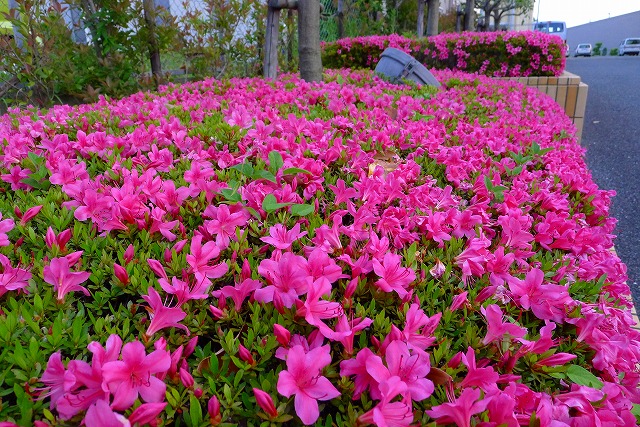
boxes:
[564,56,640,307]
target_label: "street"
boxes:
[565,56,640,306]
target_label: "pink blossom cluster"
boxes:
[322,31,567,76]
[38,335,198,426]
[0,68,638,425]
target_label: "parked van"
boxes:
[533,21,567,41]
[618,38,640,56]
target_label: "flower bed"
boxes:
[0,69,638,426]
[322,32,567,77]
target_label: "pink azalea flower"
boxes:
[102,340,171,410]
[296,277,344,339]
[277,344,340,425]
[141,287,190,336]
[401,303,441,350]
[186,234,228,280]
[328,179,359,206]
[0,213,15,246]
[0,255,31,297]
[83,399,129,427]
[43,257,91,302]
[508,268,573,322]
[334,314,373,355]
[425,387,490,427]
[261,223,307,250]
[204,204,250,249]
[372,252,416,297]
[459,347,499,390]
[40,352,76,410]
[481,304,527,345]
[365,340,434,402]
[358,376,414,427]
[254,252,309,308]
[340,347,379,399]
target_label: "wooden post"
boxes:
[264,0,298,79]
[264,6,281,79]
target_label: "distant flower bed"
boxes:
[322,31,567,77]
[0,68,637,426]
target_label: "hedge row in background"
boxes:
[322,31,567,77]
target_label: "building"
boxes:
[566,11,640,54]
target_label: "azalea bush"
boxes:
[0,68,639,426]
[322,31,567,77]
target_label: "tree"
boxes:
[426,0,439,36]
[464,0,475,31]
[297,0,322,82]
[416,0,425,37]
[476,0,533,31]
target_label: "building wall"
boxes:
[567,11,640,53]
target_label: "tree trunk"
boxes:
[426,0,439,36]
[297,0,322,82]
[143,0,162,87]
[464,0,474,31]
[337,0,344,39]
[416,0,425,37]
[492,10,502,30]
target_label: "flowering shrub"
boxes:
[0,68,638,426]
[322,31,567,77]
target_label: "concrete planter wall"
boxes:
[498,72,588,141]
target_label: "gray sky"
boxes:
[534,0,640,28]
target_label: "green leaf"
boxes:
[566,365,603,389]
[282,167,312,176]
[290,204,314,217]
[230,162,254,177]
[268,151,284,174]
[262,194,290,213]
[256,170,277,183]
[189,394,203,426]
[631,403,640,421]
[220,188,242,203]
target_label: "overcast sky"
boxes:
[534,0,640,28]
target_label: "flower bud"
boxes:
[253,388,278,418]
[184,336,198,358]
[147,259,168,280]
[429,258,446,278]
[238,344,254,365]
[164,248,172,263]
[20,205,43,226]
[344,278,358,299]
[208,395,221,425]
[45,227,56,249]
[65,251,83,266]
[128,402,167,426]
[273,324,290,347]
[57,229,72,250]
[209,305,224,319]
[114,263,129,285]
[123,244,135,264]
[179,367,195,388]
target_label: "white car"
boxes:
[574,43,592,57]
[618,38,640,56]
